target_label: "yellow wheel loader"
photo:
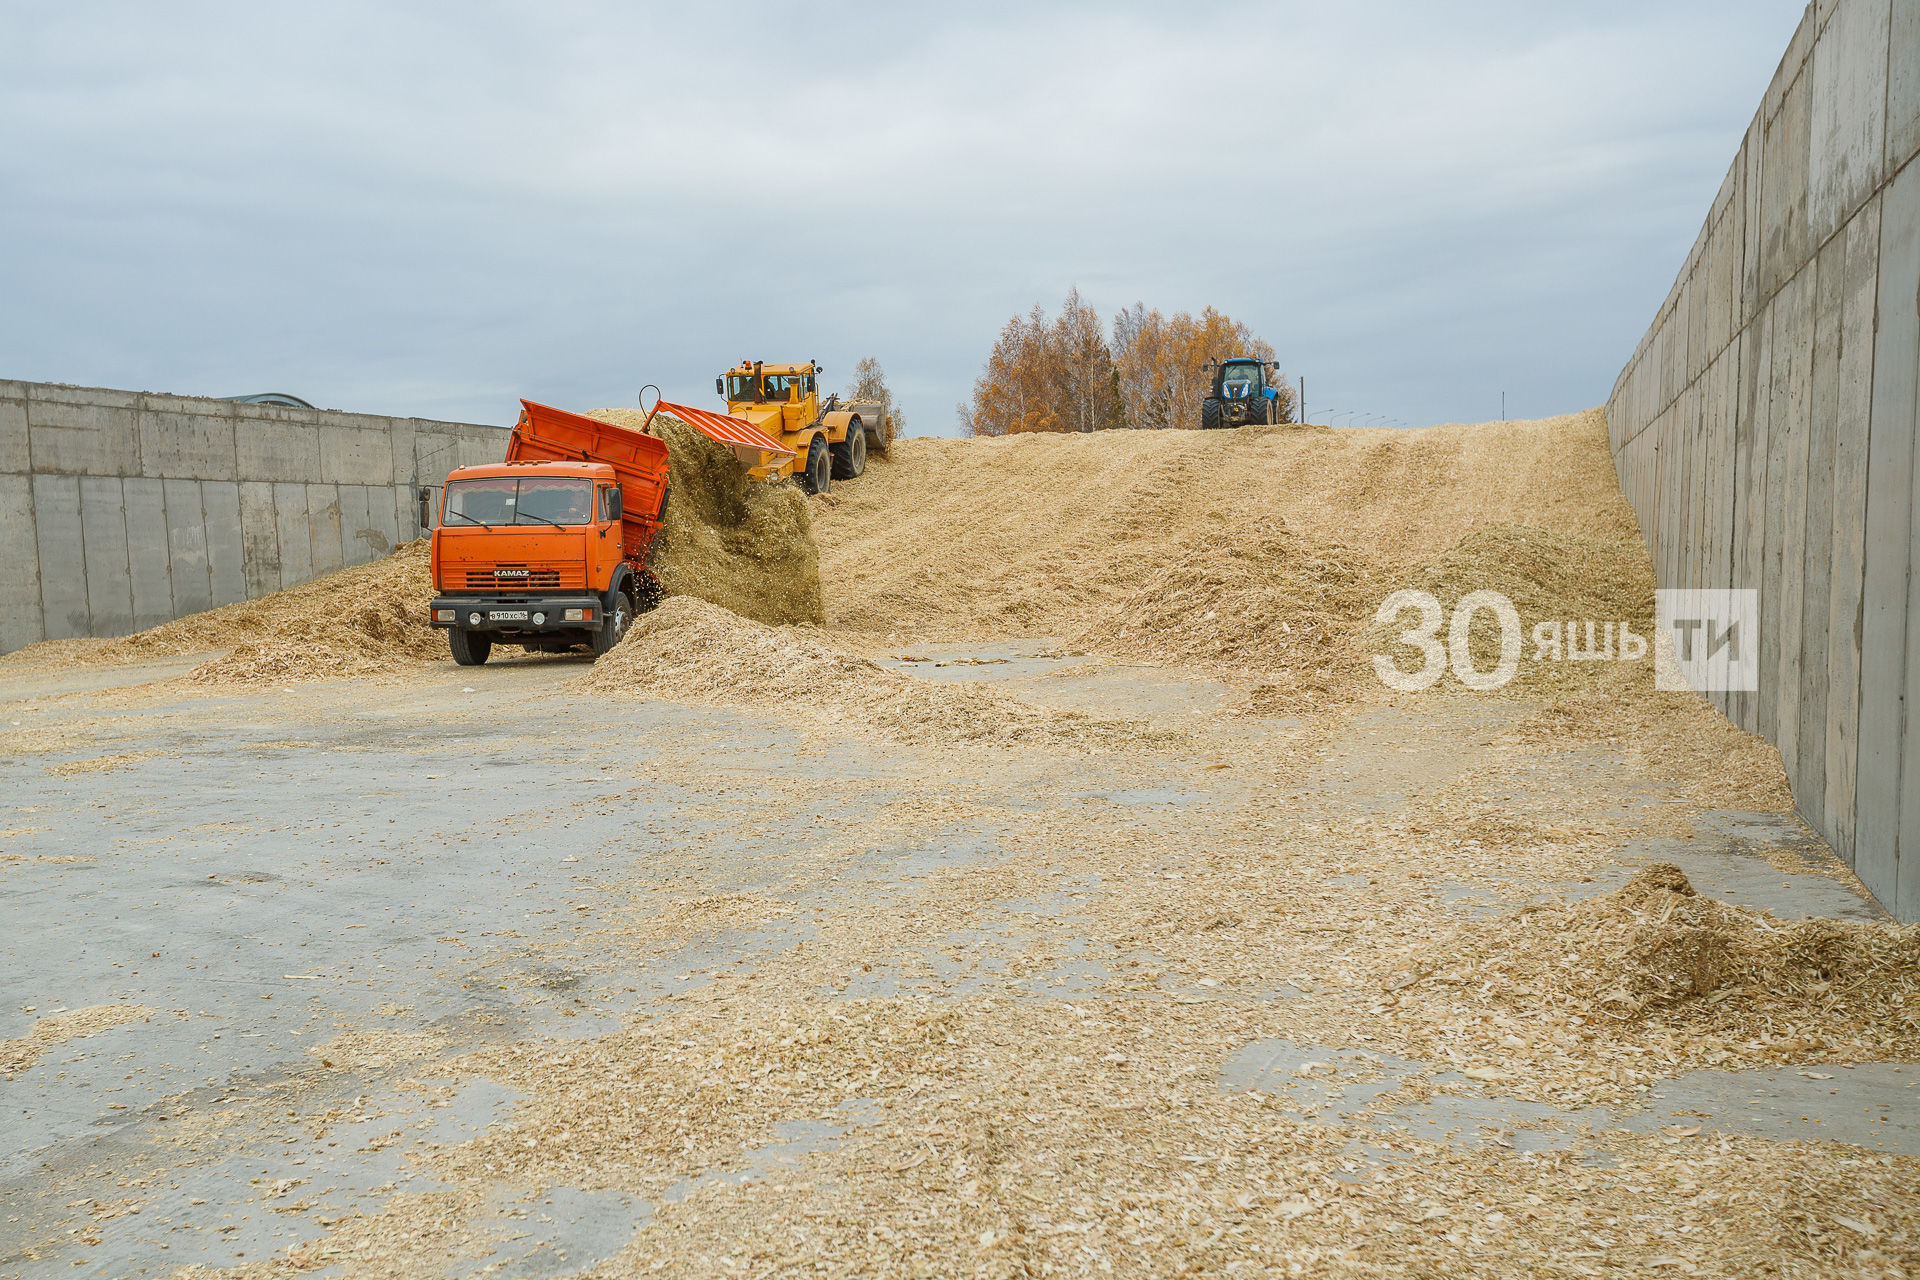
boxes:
[713,360,890,495]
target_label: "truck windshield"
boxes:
[727,374,759,400]
[444,477,594,527]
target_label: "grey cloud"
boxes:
[0,1,1806,430]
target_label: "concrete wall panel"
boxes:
[319,425,394,487]
[27,390,139,476]
[1760,64,1813,303]
[273,482,313,590]
[339,485,375,567]
[122,477,175,631]
[1808,0,1891,247]
[163,479,211,618]
[366,484,400,557]
[0,475,43,652]
[237,481,281,598]
[1797,236,1844,806]
[307,484,344,576]
[1850,152,1918,911]
[1776,267,1817,779]
[236,420,325,484]
[1884,158,1920,920]
[199,482,244,609]
[1890,0,1920,170]
[138,404,236,481]
[31,475,88,640]
[1825,193,1884,866]
[78,477,133,638]
[0,392,27,473]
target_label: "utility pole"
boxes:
[1501,391,1506,422]
[1299,377,1306,425]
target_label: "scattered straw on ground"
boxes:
[575,595,1158,750]
[1,1003,151,1078]
[1377,865,1920,1098]
[43,750,160,777]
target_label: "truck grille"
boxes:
[463,566,577,589]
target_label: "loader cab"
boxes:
[762,373,804,402]
[725,366,819,405]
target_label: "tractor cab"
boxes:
[1215,359,1268,401]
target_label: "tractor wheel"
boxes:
[832,418,868,479]
[803,435,831,495]
[591,589,634,658]
[450,628,491,666]
[1201,398,1223,431]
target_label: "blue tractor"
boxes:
[1201,358,1284,429]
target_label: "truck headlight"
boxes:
[532,612,547,626]
[468,612,482,626]
[433,608,454,622]
[564,608,586,621]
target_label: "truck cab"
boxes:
[429,461,634,664]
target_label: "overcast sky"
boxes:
[1,1,1808,434]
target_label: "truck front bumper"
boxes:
[430,595,607,633]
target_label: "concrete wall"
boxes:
[0,380,508,653]
[1608,0,1920,919]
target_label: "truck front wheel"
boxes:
[450,629,492,666]
[591,590,634,657]
[1201,398,1223,431]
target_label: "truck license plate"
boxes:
[489,610,529,621]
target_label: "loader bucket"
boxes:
[653,399,794,473]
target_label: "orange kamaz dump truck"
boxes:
[428,400,675,666]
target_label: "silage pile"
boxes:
[1080,518,1379,706]
[1357,523,1656,697]
[1377,865,1920,1090]
[574,596,1154,751]
[587,409,823,626]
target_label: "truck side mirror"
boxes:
[715,377,724,396]
[606,488,623,520]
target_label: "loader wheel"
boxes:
[591,590,634,658]
[1201,398,1223,431]
[450,629,491,666]
[803,435,831,495]
[831,418,868,479]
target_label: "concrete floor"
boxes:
[0,650,1905,1277]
